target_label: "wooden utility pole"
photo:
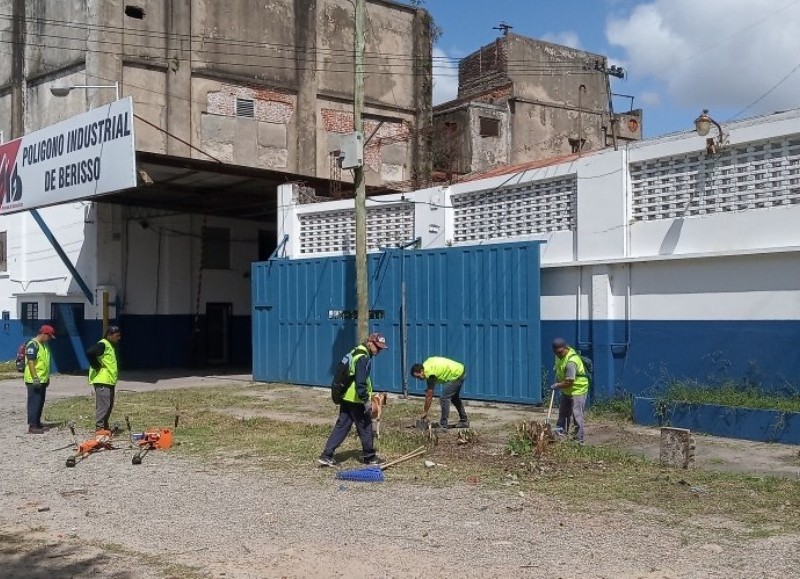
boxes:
[11,0,25,140]
[354,0,368,341]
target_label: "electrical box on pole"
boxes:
[333,132,364,169]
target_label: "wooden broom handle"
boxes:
[381,447,426,470]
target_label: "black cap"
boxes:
[551,337,568,349]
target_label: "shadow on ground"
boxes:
[0,538,131,579]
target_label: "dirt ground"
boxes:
[1,373,798,578]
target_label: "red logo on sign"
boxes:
[0,140,23,207]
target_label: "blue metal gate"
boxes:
[252,241,543,404]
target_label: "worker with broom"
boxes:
[550,337,589,444]
[411,356,469,430]
[318,333,388,467]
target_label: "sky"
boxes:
[420,0,800,138]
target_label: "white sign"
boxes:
[0,97,137,215]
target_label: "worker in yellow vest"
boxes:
[550,337,589,444]
[24,325,56,434]
[411,356,469,429]
[87,325,122,433]
[318,333,388,467]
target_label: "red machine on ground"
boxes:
[126,415,178,464]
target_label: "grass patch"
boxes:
[511,439,800,537]
[44,384,427,467]
[587,394,634,422]
[0,359,21,381]
[45,385,800,539]
[658,380,800,412]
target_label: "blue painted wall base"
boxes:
[633,397,800,445]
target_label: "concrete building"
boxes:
[0,0,432,371]
[432,33,642,176]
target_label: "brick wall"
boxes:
[207,83,295,124]
[322,108,410,173]
[458,38,509,99]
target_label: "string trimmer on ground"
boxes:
[126,414,177,465]
[65,423,120,467]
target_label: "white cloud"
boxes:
[541,31,583,50]
[606,0,800,117]
[639,91,661,107]
[432,46,459,105]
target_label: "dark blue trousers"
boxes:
[26,383,48,427]
[322,401,376,461]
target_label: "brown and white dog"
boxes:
[370,392,388,439]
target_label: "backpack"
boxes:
[15,342,26,373]
[331,352,355,404]
[578,354,593,382]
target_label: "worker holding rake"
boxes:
[550,337,589,444]
[318,332,388,467]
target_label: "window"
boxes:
[21,302,38,335]
[202,227,231,269]
[235,98,255,118]
[479,117,500,138]
[0,231,6,272]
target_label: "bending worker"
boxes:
[411,356,469,429]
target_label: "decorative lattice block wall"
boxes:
[298,204,414,254]
[452,176,578,242]
[631,135,800,221]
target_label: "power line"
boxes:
[727,59,800,121]
[0,13,597,70]
[0,36,594,78]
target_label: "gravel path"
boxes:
[1,380,798,578]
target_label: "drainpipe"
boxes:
[578,84,586,158]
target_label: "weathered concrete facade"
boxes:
[432,33,641,175]
[0,0,432,187]
[0,0,433,372]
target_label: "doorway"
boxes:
[205,302,232,365]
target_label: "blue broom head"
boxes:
[335,465,384,482]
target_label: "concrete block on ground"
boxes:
[660,426,695,469]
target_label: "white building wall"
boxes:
[0,202,95,319]
[277,108,800,392]
[279,107,800,290]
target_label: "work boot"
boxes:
[27,426,45,434]
[363,455,384,465]
[455,420,470,429]
[317,455,337,467]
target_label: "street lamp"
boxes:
[694,109,726,154]
[50,82,120,101]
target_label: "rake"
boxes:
[335,445,427,482]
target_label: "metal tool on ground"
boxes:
[65,424,119,467]
[126,413,178,465]
[336,445,427,482]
